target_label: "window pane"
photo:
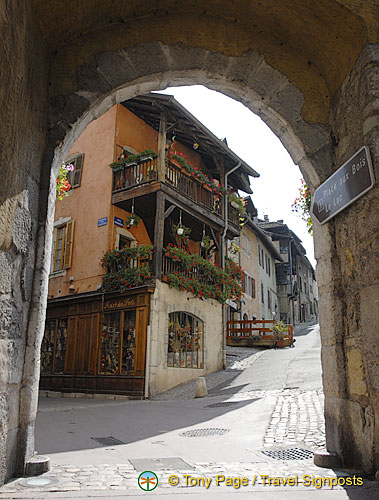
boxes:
[41,320,56,373]
[54,319,68,374]
[121,310,136,374]
[167,312,204,369]
[99,312,121,375]
[54,227,65,271]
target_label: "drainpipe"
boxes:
[222,161,241,369]
[144,325,151,399]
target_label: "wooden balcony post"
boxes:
[153,191,165,279]
[157,110,167,182]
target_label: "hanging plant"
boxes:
[126,214,140,228]
[173,224,191,237]
[200,235,212,250]
[292,179,313,235]
[56,163,74,200]
[228,241,241,256]
[228,192,246,215]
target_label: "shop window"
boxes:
[67,154,84,189]
[41,318,68,374]
[167,312,204,369]
[99,310,136,375]
[52,219,74,272]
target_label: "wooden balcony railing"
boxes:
[112,156,158,192]
[165,161,222,216]
[162,252,217,287]
[112,156,240,226]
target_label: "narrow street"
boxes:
[1,323,377,498]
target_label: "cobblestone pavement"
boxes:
[263,389,325,450]
[1,459,374,496]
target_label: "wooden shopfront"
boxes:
[40,288,152,397]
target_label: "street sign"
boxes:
[114,216,124,227]
[311,146,374,224]
[97,217,107,227]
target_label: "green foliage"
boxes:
[272,320,288,340]
[164,244,243,303]
[101,245,153,292]
[292,179,313,235]
[110,149,158,169]
[126,214,140,227]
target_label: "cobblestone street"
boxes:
[1,323,377,498]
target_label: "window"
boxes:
[52,219,74,272]
[244,273,255,298]
[258,245,261,266]
[40,318,68,374]
[119,235,131,249]
[268,290,271,310]
[98,310,136,375]
[261,284,264,303]
[167,312,204,368]
[67,154,84,189]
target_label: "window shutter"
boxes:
[63,220,74,269]
[70,154,84,188]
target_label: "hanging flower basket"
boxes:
[126,214,140,228]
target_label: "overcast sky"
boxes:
[157,85,316,267]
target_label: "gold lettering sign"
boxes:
[105,297,136,310]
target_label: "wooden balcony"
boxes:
[111,156,240,229]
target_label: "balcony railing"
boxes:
[112,156,158,192]
[162,252,217,288]
[112,156,240,226]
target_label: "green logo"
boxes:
[138,471,158,491]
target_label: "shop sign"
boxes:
[311,146,374,224]
[114,216,124,227]
[105,297,136,310]
[98,217,108,227]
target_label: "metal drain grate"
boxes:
[180,428,230,437]
[91,436,124,446]
[262,448,313,460]
[205,401,239,408]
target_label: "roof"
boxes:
[121,93,259,194]
[258,220,308,260]
[244,219,283,262]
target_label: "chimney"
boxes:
[277,219,284,223]
[264,215,269,221]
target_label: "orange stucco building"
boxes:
[41,94,258,397]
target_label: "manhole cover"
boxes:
[262,448,313,460]
[180,428,230,437]
[205,402,239,408]
[19,477,53,487]
[91,436,124,446]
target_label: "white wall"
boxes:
[148,281,223,395]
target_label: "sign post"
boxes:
[311,146,374,225]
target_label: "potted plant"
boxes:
[200,235,212,250]
[272,321,288,348]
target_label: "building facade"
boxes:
[258,220,317,325]
[40,93,258,398]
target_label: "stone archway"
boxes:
[0,1,378,483]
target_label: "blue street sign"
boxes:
[97,217,108,227]
[114,216,124,227]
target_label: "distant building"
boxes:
[258,219,318,325]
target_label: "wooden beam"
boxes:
[164,204,176,219]
[153,191,165,279]
[210,227,219,251]
[157,110,167,182]
[112,182,161,204]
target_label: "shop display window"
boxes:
[167,312,204,369]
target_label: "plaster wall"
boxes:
[258,240,278,320]
[239,227,260,319]
[148,281,223,396]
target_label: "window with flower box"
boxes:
[167,312,204,369]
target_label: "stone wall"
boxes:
[0,1,49,483]
[316,44,379,473]
[148,281,223,396]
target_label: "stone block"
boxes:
[47,391,62,398]
[195,377,207,398]
[25,455,50,477]
[250,59,288,100]
[96,50,137,89]
[313,451,341,468]
[0,252,12,294]
[269,83,304,124]
[346,349,368,397]
[76,64,112,95]
[124,42,169,79]
[12,206,32,255]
